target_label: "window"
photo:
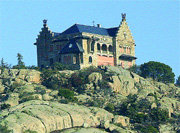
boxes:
[80,53,83,64]
[73,55,76,64]
[123,47,126,53]
[41,65,44,68]
[89,56,92,63]
[50,58,54,66]
[97,43,101,51]
[49,45,53,52]
[102,44,107,53]
[91,40,95,52]
[108,45,113,54]
[119,46,122,53]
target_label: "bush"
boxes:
[139,125,158,133]
[0,124,11,133]
[104,103,115,113]
[58,88,77,102]
[140,61,175,83]
[0,103,11,110]
[52,62,72,71]
[19,92,40,103]
[23,129,37,133]
[150,108,169,122]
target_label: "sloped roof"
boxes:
[59,40,84,54]
[61,24,118,37]
[119,54,137,60]
[52,32,61,37]
[107,27,118,37]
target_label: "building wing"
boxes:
[61,24,118,37]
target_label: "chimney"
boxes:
[97,24,101,28]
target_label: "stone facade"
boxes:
[34,14,137,69]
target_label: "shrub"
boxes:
[23,129,37,133]
[150,108,169,122]
[19,92,39,103]
[58,88,77,102]
[0,124,11,133]
[104,103,115,113]
[35,86,46,95]
[0,103,11,110]
[52,62,72,71]
[139,125,158,133]
[134,113,147,123]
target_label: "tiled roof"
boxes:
[53,32,61,37]
[107,27,118,37]
[61,24,118,37]
[59,40,84,54]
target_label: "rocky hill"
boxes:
[0,66,179,133]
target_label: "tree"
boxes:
[17,53,24,66]
[13,53,26,69]
[176,76,180,87]
[140,61,175,83]
[0,58,10,71]
[128,65,141,75]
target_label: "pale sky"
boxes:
[0,0,179,79]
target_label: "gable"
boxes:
[115,21,134,43]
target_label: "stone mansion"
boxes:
[34,14,137,69]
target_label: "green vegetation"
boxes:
[104,103,115,113]
[129,61,175,84]
[13,53,26,69]
[0,103,11,110]
[138,125,158,133]
[0,58,10,72]
[128,65,141,75]
[23,129,37,133]
[52,62,73,71]
[0,124,11,133]
[116,94,169,132]
[58,88,77,102]
[140,61,175,83]
[176,75,180,87]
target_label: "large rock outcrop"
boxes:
[0,69,41,87]
[0,100,133,133]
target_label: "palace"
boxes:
[34,14,137,69]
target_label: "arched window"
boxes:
[102,44,107,53]
[89,56,92,63]
[108,45,113,54]
[97,43,101,51]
